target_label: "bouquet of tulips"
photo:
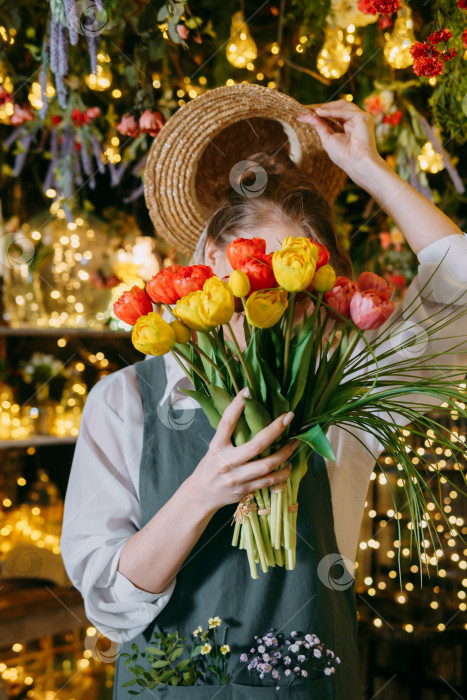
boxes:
[114,235,467,579]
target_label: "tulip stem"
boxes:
[163,303,176,319]
[225,322,257,401]
[281,295,296,388]
[187,340,228,389]
[210,330,240,394]
[241,297,252,344]
[171,348,209,385]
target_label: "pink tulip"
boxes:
[324,276,358,321]
[85,106,101,120]
[350,290,395,330]
[10,104,34,125]
[356,271,394,300]
[116,114,140,138]
[139,109,164,137]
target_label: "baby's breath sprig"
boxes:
[239,628,340,690]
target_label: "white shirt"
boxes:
[61,233,467,643]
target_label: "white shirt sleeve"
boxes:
[60,365,175,643]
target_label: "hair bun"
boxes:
[246,150,295,176]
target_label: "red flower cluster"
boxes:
[71,107,101,126]
[383,110,402,125]
[358,0,400,14]
[457,0,467,9]
[116,110,164,139]
[146,264,213,305]
[0,86,12,105]
[463,29,467,48]
[324,272,394,330]
[428,29,452,44]
[410,41,456,77]
[227,238,276,292]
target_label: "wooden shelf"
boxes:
[0,325,130,338]
[0,435,77,449]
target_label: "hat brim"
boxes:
[144,84,347,255]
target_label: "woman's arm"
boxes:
[299,100,463,255]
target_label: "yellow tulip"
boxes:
[281,236,315,254]
[272,245,318,292]
[229,269,251,297]
[245,289,288,329]
[198,277,235,326]
[312,264,336,293]
[174,290,212,331]
[132,312,176,356]
[170,319,192,344]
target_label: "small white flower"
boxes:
[324,667,332,676]
[201,643,212,655]
[220,645,230,655]
[208,616,222,628]
[193,625,203,637]
[285,669,291,676]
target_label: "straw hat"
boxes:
[144,84,347,255]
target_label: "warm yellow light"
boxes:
[383,5,415,69]
[373,618,382,628]
[226,11,258,68]
[418,141,444,174]
[85,55,112,91]
[112,89,122,98]
[317,24,351,79]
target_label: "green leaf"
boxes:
[295,424,336,461]
[145,646,165,656]
[152,660,169,669]
[179,388,221,430]
[122,680,137,687]
[170,647,184,661]
[209,384,250,445]
[192,645,204,656]
[177,658,190,670]
[259,358,289,417]
[242,397,272,438]
[244,333,268,404]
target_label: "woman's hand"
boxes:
[298,99,383,187]
[190,389,298,512]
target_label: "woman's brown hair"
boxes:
[206,151,353,278]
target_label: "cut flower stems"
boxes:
[115,237,467,580]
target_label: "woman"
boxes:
[61,93,467,699]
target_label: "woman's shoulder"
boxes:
[86,362,143,422]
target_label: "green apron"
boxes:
[114,357,362,699]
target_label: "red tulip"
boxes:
[387,273,406,291]
[324,276,358,321]
[226,237,266,270]
[311,241,330,270]
[173,265,214,298]
[113,286,153,325]
[350,290,395,330]
[238,252,278,293]
[356,271,394,300]
[71,108,90,127]
[146,265,183,305]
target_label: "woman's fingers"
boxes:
[236,440,299,484]
[298,112,335,138]
[211,387,249,448]
[245,463,292,494]
[235,411,295,462]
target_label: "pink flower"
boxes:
[378,232,392,250]
[85,106,101,120]
[356,271,394,300]
[350,290,395,330]
[10,104,34,125]
[116,114,140,138]
[364,95,387,116]
[324,276,359,321]
[139,109,164,137]
[176,24,189,39]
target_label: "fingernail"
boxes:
[242,387,250,398]
[282,411,294,426]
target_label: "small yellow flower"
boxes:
[312,264,336,293]
[229,269,251,297]
[220,645,230,655]
[201,643,212,655]
[193,626,203,637]
[208,616,222,629]
[174,290,212,332]
[170,319,192,344]
[281,236,315,253]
